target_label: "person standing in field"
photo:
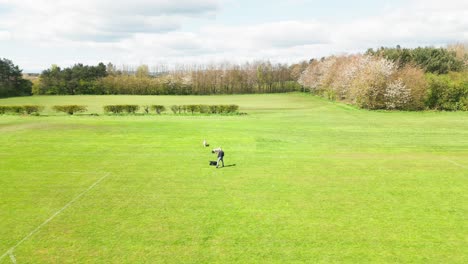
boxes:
[216,148,224,168]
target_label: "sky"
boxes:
[0,0,467,72]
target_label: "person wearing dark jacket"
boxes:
[216,148,224,168]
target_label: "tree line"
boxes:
[366,45,467,74]
[2,44,467,111]
[299,45,468,111]
[33,63,107,95]
[32,62,304,95]
[0,58,32,98]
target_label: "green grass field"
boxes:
[0,93,467,263]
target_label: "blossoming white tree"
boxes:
[299,54,427,110]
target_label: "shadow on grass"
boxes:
[218,164,236,168]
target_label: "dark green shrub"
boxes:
[459,97,468,111]
[103,105,124,113]
[186,105,198,114]
[151,105,166,114]
[123,105,140,114]
[198,105,209,113]
[209,105,218,114]
[53,105,87,115]
[0,106,25,114]
[0,106,11,114]
[217,105,228,113]
[227,104,239,113]
[171,105,179,114]
[12,106,25,114]
[425,72,468,111]
[99,104,239,115]
[23,105,45,114]
[104,105,139,114]
[211,105,239,113]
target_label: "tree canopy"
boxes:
[366,46,465,74]
[35,63,107,95]
[0,58,32,98]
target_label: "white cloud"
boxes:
[0,30,11,40]
[0,0,219,42]
[333,0,468,49]
[0,0,467,71]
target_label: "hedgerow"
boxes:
[170,104,240,114]
[53,105,87,115]
[103,105,140,114]
[23,105,45,114]
[0,105,44,115]
[0,106,24,114]
[150,105,166,114]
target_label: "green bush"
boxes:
[0,106,11,114]
[100,104,239,115]
[227,104,239,113]
[0,106,25,114]
[170,105,179,114]
[53,105,87,115]
[198,105,209,113]
[142,105,150,114]
[123,105,139,114]
[186,105,199,114]
[208,105,219,114]
[103,105,125,114]
[23,105,45,114]
[217,105,228,113]
[0,106,9,114]
[104,105,139,114]
[10,106,25,114]
[459,97,468,111]
[425,72,468,111]
[171,104,239,114]
[151,105,166,114]
[215,105,239,113]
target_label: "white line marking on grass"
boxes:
[0,173,110,262]
[445,158,468,169]
[8,251,16,264]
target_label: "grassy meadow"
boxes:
[0,93,467,263]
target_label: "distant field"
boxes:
[0,93,467,263]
